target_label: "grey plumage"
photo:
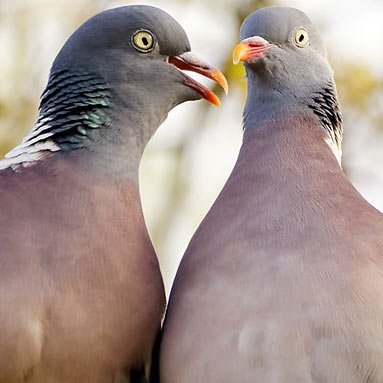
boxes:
[0,5,226,383]
[19,70,112,151]
[160,7,383,383]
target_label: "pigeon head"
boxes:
[53,5,227,109]
[233,7,328,89]
[5,6,227,169]
[232,6,342,160]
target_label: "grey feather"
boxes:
[0,5,216,382]
[160,7,383,383]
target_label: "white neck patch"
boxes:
[325,136,342,166]
[0,121,59,171]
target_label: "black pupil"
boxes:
[142,37,149,46]
[299,33,305,42]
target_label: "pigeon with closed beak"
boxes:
[160,6,383,383]
[0,5,227,383]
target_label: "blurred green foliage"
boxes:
[336,62,383,133]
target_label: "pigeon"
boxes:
[160,6,383,383]
[0,5,227,383]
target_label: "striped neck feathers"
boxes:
[308,80,343,163]
[1,69,112,170]
[244,78,343,165]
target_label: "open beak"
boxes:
[233,36,274,64]
[169,52,228,107]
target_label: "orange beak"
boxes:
[169,52,228,106]
[233,36,274,64]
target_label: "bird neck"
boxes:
[243,72,343,164]
[2,68,166,177]
[235,111,345,200]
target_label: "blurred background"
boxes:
[1,0,382,294]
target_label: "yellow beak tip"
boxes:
[222,80,229,95]
[213,70,229,95]
[232,43,248,65]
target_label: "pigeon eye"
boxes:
[132,30,154,52]
[294,28,309,47]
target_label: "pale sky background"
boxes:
[1,0,382,293]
